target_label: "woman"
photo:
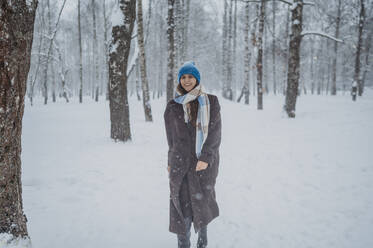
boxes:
[164,61,221,248]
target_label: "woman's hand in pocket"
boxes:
[196,160,208,171]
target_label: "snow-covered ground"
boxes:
[20,91,373,248]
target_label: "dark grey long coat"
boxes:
[164,94,221,235]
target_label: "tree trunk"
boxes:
[51,49,56,102]
[238,0,251,105]
[109,0,136,141]
[361,23,372,93]
[29,7,44,106]
[103,0,110,101]
[352,0,365,100]
[54,40,69,103]
[222,0,228,98]
[175,0,181,68]
[137,0,153,122]
[283,5,290,96]
[331,0,341,95]
[225,0,233,100]
[42,0,52,105]
[184,0,190,59]
[91,0,99,102]
[135,58,142,101]
[256,0,266,110]
[285,0,303,118]
[232,0,237,99]
[78,0,83,103]
[310,38,314,94]
[272,0,277,95]
[0,0,38,239]
[326,39,331,95]
[166,0,175,102]
[252,4,259,97]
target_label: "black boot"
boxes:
[177,217,192,248]
[197,225,208,248]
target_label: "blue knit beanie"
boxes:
[177,61,201,84]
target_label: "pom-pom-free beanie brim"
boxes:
[178,61,201,84]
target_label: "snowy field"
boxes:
[21,90,373,248]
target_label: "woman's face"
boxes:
[180,74,197,92]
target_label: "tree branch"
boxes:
[276,0,292,5]
[301,31,344,43]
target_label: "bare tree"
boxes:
[28,3,45,106]
[184,0,191,59]
[91,0,100,102]
[78,0,83,103]
[109,0,136,141]
[167,0,175,102]
[222,0,228,98]
[103,0,110,100]
[361,17,372,93]
[54,40,70,103]
[238,1,251,104]
[137,0,153,121]
[352,0,366,100]
[331,0,342,95]
[272,0,277,95]
[0,0,38,239]
[256,0,266,110]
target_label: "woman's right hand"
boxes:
[167,165,171,173]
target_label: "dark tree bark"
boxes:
[352,0,366,99]
[272,0,277,95]
[0,0,38,238]
[166,0,175,102]
[78,0,83,103]
[310,38,315,94]
[108,0,136,142]
[222,0,228,98]
[284,0,303,118]
[225,0,233,100]
[184,0,190,59]
[283,5,290,96]
[256,0,266,110]
[361,19,372,93]
[137,0,153,122]
[91,0,99,102]
[103,0,110,101]
[135,57,142,101]
[331,0,342,95]
[238,0,251,104]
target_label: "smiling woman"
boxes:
[164,62,222,248]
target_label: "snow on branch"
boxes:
[301,31,344,43]
[303,1,315,6]
[274,0,315,6]
[276,0,292,5]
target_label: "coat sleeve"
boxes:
[164,102,174,165]
[198,96,221,165]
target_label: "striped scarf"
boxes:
[174,84,210,158]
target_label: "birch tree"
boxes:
[0,0,38,240]
[109,0,136,141]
